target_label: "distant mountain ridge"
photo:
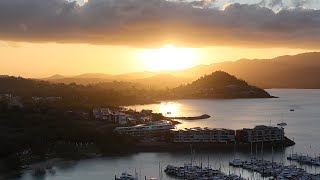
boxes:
[178,52,320,88]
[43,52,320,89]
[44,72,191,89]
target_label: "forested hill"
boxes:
[0,72,272,108]
[0,77,159,107]
[171,71,272,99]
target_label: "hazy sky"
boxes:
[1,0,320,77]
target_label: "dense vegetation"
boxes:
[171,71,272,99]
[0,102,136,172]
[0,77,162,107]
[0,71,271,107]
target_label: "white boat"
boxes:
[115,172,137,180]
[287,153,298,160]
[229,159,243,166]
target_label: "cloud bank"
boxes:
[0,0,320,48]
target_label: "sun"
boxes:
[140,44,198,71]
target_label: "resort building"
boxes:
[236,125,284,143]
[141,109,153,115]
[32,96,62,102]
[93,108,129,125]
[171,127,236,143]
[115,120,175,136]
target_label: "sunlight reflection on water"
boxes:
[16,89,320,180]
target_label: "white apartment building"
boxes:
[236,125,284,143]
[115,120,175,136]
[171,127,236,143]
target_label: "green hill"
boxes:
[171,71,272,99]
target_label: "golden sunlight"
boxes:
[159,102,181,117]
[140,44,198,71]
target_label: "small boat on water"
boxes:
[287,153,299,160]
[115,172,137,180]
[287,153,320,166]
[277,122,287,127]
[229,159,243,167]
[290,109,295,111]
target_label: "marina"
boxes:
[231,157,320,179]
[15,89,320,180]
[287,153,320,166]
[164,163,245,180]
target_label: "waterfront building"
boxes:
[116,112,128,125]
[32,96,62,102]
[140,115,152,122]
[115,120,175,136]
[93,108,129,125]
[171,127,236,143]
[236,125,284,143]
[140,109,153,114]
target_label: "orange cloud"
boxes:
[0,0,320,49]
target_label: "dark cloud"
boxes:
[0,0,320,49]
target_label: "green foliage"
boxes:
[171,71,271,99]
[0,77,160,107]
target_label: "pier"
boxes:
[169,114,211,120]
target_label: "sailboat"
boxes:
[229,142,243,167]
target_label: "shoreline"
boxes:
[133,137,295,153]
[0,137,295,178]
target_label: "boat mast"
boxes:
[272,145,274,164]
[255,143,258,159]
[250,141,253,158]
[261,141,264,161]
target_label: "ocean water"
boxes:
[17,89,320,180]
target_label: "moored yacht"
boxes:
[229,159,243,167]
[115,172,137,180]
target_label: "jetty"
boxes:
[169,114,210,120]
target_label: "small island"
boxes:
[169,71,273,99]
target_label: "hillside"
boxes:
[175,52,320,88]
[170,71,272,99]
[0,72,271,107]
[45,73,190,89]
[0,77,159,107]
[43,52,320,89]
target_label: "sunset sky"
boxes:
[1,0,320,78]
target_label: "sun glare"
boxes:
[159,102,181,117]
[140,44,198,71]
